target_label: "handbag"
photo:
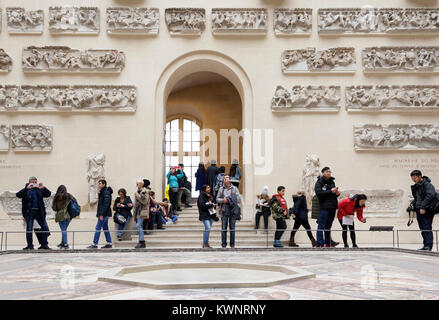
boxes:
[115,213,127,225]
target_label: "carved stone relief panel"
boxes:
[6,7,44,34]
[346,86,439,112]
[107,7,159,35]
[301,154,320,209]
[0,49,12,72]
[0,191,55,219]
[212,8,268,34]
[272,85,341,112]
[318,8,439,35]
[354,124,439,151]
[49,6,100,34]
[282,47,356,73]
[274,8,312,35]
[339,189,404,217]
[87,154,105,205]
[0,85,137,112]
[362,47,439,73]
[0,125,10,151]
[22,47,125,73]
[10,125,53,152]
[165,8,205,35]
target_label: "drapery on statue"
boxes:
[301,154,320,208]
[87,153,105,205]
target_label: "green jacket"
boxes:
[52,195,72,223]
[270,195,289,220]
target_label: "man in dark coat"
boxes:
[314,167,340,248]
[410,170,437,251]
[206,160,218,194]
[16,176,51,250]
[88,179,113,249]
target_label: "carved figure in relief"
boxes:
[301,154,320,208]
[0,88,6,105]
[7,9,43,30]
[5,88,19,110]
[11,126,52,149]
[79,10,97,29]
[272,87,291,107]
[323,87,341,104]
[0,50,12,71]
[87,154,105,205]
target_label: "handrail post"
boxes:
[436,231,438,253]
[396,230,400,249]
[392,230,395,248]
[72,231,75,250]
[5,232,7,251]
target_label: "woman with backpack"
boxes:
[52,185,77,249]
[113,188,133,240]
[337,194,367,248]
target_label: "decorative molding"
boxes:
[87,154,105,205]
[0,49,12,72]
[10,125,53,152]
[282,47,356,73]
[107,7,159,35]
[339,189,404,217]
[212,8,268,34]
[22,46,125,73]
[274,8,312,35]
[6,7,44,34]
[346,85,439,112]
[0,125,10,152]
[0,191,55,219]
[354,124,439,151]
[49,6,100,34]
[165,8,205,35]
[271,85,341,112]
[362,47,439,73]
[318,8,439,35]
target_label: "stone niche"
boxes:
[0,191,55,219]
[49,6,100,34]
[22,46,125,73]
[346,85,439,112]
[212,8,268,34]
[0,49,12,72]
[10,125,53,152]
[107,7,159,35]
[271,85,341,112]
[354,124,439,151]
[318,7,439,35]
[165,8,205,35]
[0,125,10,152]
[274,8,312,36]
[362,47,439,73]
[6,7,44,34]
[339,190,404,217]
[0,85,137,112]
[282,47,356,74]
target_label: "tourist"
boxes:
[198,184,215,248]
[88,180,113,249]
[195,162,206,192]
[133,180,151,249]
[167,166,183,215]
[216,176,241,248]
[149,191,165,230]
[213,166,226,201]
[206,160,218,195]
[410,170,437,251]
[113,188,133,241]
[269,186,289,248]
[289,191,317,247]
[52,185,76,249]
[160,198,178,224]
[337,194,367,248]
[16,176,51,250]
[315,167,340,248]
[229,159,242,188]
[176,164,193,210]
[255,186,271,232]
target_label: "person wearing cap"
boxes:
[206,160,218,195]
[229,159,242,189]
[255,186,271,232]
[16,176,52,250]
[167,166,183,215]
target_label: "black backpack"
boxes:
[426,193,439,215]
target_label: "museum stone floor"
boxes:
[0,249,438,300]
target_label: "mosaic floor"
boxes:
[0,250,438,300]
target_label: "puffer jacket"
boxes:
[134,187,150,218]
[337,196,365,222]
[411,176,437,211]
[97,187,113,218]
[314,176,339,209]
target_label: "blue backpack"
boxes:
[68,196,81,218]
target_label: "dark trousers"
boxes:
[416,209,434,248]
[255,211,270,230]
[221,215,236,246]
[316,208,336,246]
[338,219,356,246]
[274,218,287,241]
[25,210,49,247]
[290,218,314,240]
[169,188,179,213]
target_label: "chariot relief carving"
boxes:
[107,7,159,35]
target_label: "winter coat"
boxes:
[291,195,309,220]
[167,171,183,189]
[113,196,133,219]
[411,176,437,211]
[314,176,339,209]
[198,191,214,221]
[134,187,150,218]
[229,166,242,182]
[337,196,365,222]
[213,173,225,193]
[97,187,113,218]
[52,193,72,223]
[311,195,320,220]
[195,168,206,191]
[216,185,241,217]
[206,165,218,189]
[270,195,289,220]
[177,170,188,188]
[16,184,51,219]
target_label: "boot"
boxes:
[310,237,317,247]
[273,240,284,248]
[288,236,299,247]
[135,240,146,249]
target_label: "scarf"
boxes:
[273,194,287,212]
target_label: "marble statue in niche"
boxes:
[212,8,268,34]
[6,7,44,34]
[49,6,99,34]
[10,125,53,152]
[0,49,12,72]
[274,8,312,35]
[87,154,106,205]
[301,154,320,208]
[107,7,159,35]
[165,8,205,35]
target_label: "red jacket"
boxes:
[337,197,365,222]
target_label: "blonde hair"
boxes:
[136,180,144,187]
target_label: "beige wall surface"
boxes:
[0,0,438,226]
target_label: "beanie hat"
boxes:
[261,186,269,195]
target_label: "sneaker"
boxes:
[23,246,34,250]
[419,246,432,251]
[273,240,284,248]
[87,244,98,249]
[61,244,69,250]
[101,244,112,249]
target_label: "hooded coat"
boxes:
[97,186,113,218]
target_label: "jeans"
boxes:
[117,216,130,237]
[338,219,356,246]
[416,209,434,248]
[59,218,71,244]
[316,208,336,246]
[177,188,192,207]
[290,218,314,240]
[275,218,287,240]
[136,217,145,242]
[93,216,112,245]
[25,210,49,247]
[202,219,214,245]
[221,215,236,246]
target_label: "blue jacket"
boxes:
[195,168,206,191]
[16,184,51,218]
[97,186,113,218]
[167,171,183,188]
[292,195,309,220]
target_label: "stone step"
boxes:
[129,233,268,240]
[113,239,283,248]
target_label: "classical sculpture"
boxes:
[10,125,53,151]
[212,8,268,34]
[274,9,312,35]
[7,8,44,34]
[0,125,10,151]
[0,49,12,72]
[87,154,106,205]
[107,7,159,34]
[165,8,205,35]
[301,154,321,208]
[49,6,100,34]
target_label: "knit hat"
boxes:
[211,160,217,165]
[261,186,269,195]
[232,159,239,165]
